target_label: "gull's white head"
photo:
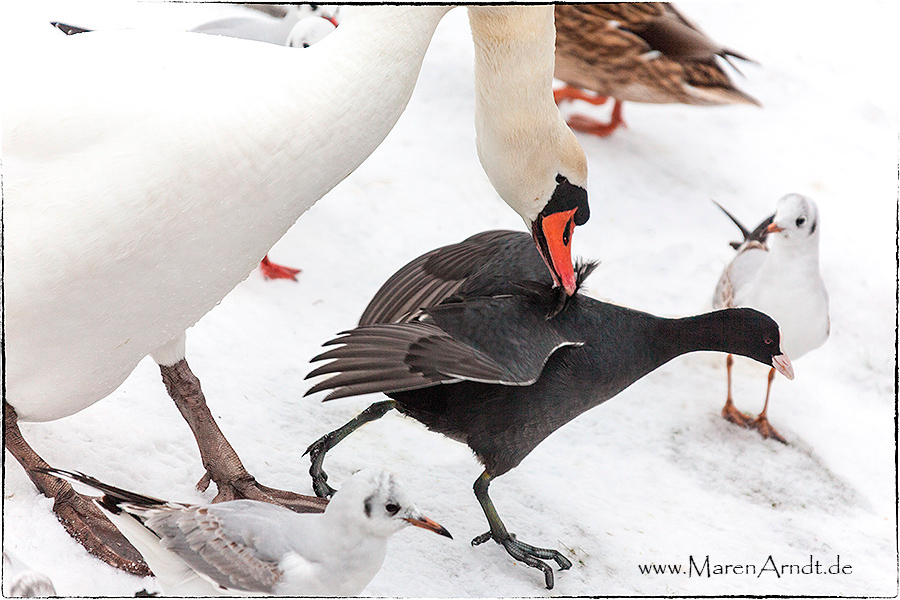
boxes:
[766,193,820,245]
[285,17,337,48]
[326,468,452,540]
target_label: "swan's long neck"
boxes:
[468,6,586,223]
[250,6,451,227]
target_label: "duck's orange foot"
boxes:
[566,113,624,137]
[752,414,788,444]
[554,86,625,137]
[722,400,755,429]
[566,100,626,138]
[553,85,611,106]
[260,255,301,281]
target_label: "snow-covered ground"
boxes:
[2,2,897,597]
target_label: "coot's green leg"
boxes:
[471,471,572,589]
[304,400,396,498]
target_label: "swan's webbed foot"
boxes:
[198,472,328,512]
[5,401,151,576]
[51,482,152,575]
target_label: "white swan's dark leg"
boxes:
[3,401,151,576]
[159,359,327,512]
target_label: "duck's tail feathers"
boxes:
[719,48,758,75]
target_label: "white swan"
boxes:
[3,5,588,574]
[49,13,340,281]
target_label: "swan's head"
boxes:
[475,107,589,296]
[529,170,590,297]
[469,5,590,296]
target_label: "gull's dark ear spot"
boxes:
[364,496,373,518]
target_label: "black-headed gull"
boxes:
[192,4,340,46]
[712,194,829,442]
[42,468,451,596]
[3,551,57,597]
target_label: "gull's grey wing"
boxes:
[713,243,767,309]
[137,501,300,594]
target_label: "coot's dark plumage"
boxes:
[304,230,792,588]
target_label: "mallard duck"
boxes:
[554,3,759,136]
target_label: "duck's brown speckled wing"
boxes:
[554,3,759,106]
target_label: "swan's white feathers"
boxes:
[5,8,450,421]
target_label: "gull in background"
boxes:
[3,551,57,598]
[713,194,829,442]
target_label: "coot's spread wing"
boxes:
[358,230,544,326]
[308,296,582,401]
[307,322,505,400]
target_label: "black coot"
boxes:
[304,230,792,589]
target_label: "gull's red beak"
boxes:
[766,222,785,234]
[532,208,578,296]
[403,515,453,539]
